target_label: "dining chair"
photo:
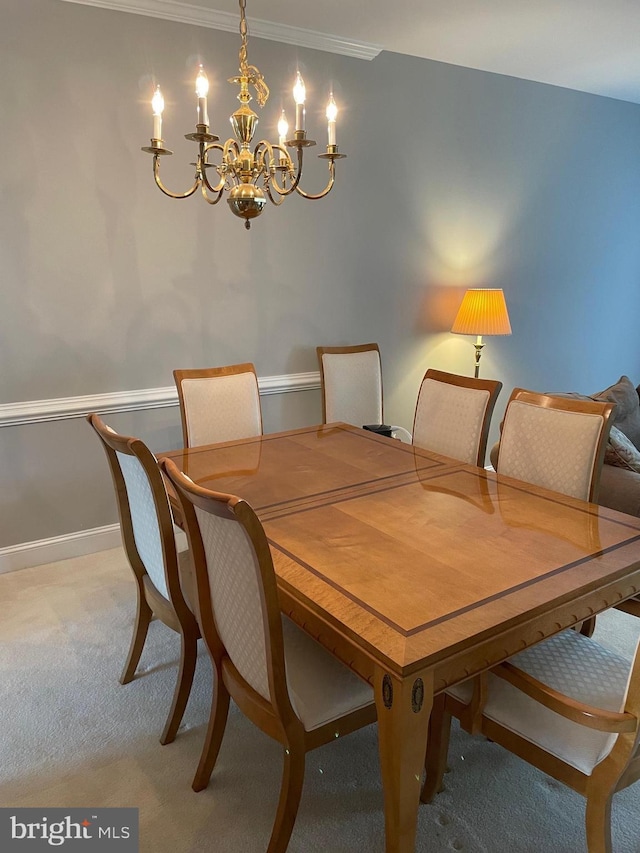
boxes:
[412,368,502,467]
[423,625,640,853]
[173,362,262,448]
[495,388,615,502]
[422,390,621,852]
[456,388,613,633]
[162,457,376,853]
[317,343,411,441]
[88,413,200,745]
[498,388,616,637]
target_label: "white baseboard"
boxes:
[0,524,122,575]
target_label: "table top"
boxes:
[161,423,640,686]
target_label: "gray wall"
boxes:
[2,0,640,548]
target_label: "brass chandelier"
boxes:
[142,0,346,229]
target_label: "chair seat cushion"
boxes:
[282,617,373,731]
[448,629,633,775]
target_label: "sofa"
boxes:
[582,375,640,518]
[491,375,640,518]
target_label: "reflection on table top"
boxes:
[161,423,640,679]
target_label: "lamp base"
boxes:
[473,342,485,378]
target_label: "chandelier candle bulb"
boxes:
[293,71,306,132]
[195,65,209,127]
[277,111,288,146]
[151,85,164,140]
[277,110,288,163]
[326,93,337,146]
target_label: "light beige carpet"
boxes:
[1,547,639,852]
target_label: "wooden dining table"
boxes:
[160,422,640,853]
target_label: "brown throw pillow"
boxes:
[604,425,640,473]
[593,376,640,450]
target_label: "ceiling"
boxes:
[65,0,640,104]
[193,0,640,104]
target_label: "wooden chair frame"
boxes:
[316,343,383,425]
[412,368,503,467]
[173,362,262,448]
[88,413,200,745]
[162,457,376,853]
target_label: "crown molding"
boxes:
[59,0,382,61]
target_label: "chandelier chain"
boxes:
[238,0,269,107]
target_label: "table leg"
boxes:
[375,668,434,853]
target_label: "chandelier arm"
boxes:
[264,184,287,206]
[268,146,304,197]
[218,141,241,190]
[152,156,200,199]
[223,138,241,159]
[200,143,227,194]
[200,182,225,205]
[267,171,296,197]
[254,141,295,198]
[253,140,270,159]
[221,138,241,186]
[253,146,267,180]
[294,159,336,200]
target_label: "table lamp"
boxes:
[451,288,512,377]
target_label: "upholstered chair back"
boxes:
[115,448,170,599]
[174,363,262,448]
[317,344,383,426]
[497,390,615,502]
[412,369,502,467]
[194,502,273,702]
[89,414,176,602]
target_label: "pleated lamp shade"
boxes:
[451,289,512,337]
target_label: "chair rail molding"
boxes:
[0,371,321,428]
[58,0,382,61]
